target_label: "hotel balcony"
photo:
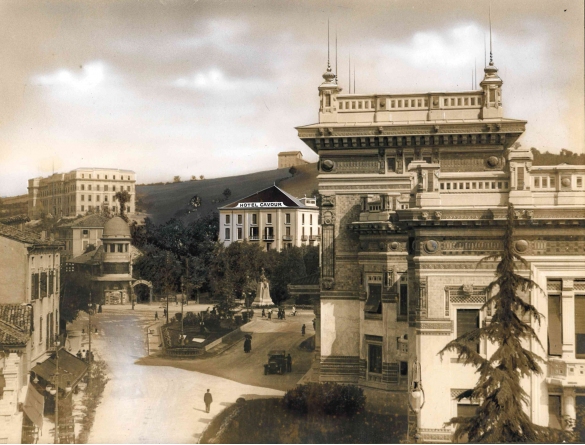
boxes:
[301,235,308,241]
[282,235,293,241]
[249,235,260,241]
[263,235,275,241]
[309,235,321,241]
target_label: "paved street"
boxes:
[141,309,316,391]
[82,305,285,443]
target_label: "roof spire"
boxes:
[335,29,338,84]
[349,53,351,93]
[489,2,493,65]
[327,19,330,70]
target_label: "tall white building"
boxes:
[218,185,320,251]
[28,168,136,219]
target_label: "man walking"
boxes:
[204,389,213,413]
[287,353,292,372]
[301,324,306,336]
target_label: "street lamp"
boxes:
[407,358,425,443]
[47,337,72,444]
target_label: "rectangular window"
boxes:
[550,177,556,188]
[285,213,291,224]
[548,395,563,429]
[548,289,562,356]
[310,214,313,225]
[105,185,109,191]
[325,94,331,107]
[225,228,231,240]
[81,195,85,201]
[399,274,408,317]
[457,309,480,353]
[542,177,548,188]
[110,244,115,253]
[267,214,272,224]
[237,214,243,225]
[578,177,583,188]
[405,157,413,169]
[31,273,39,300]
[117,244,123,253]
[88,195,92,201]
[285,226,291,236]
[249,226,259,239]
[252,214,258,225]
[237,227,243,240]
[81,184,85,190]
[575,295,585,358]
[387,158,396,172]
[457,403,479,418]
[400,361,408,377]
[81,205,84,211]
[368,343,382,374]
[225,214,231,224]
[96,195,100,201]
[365,283,382,314]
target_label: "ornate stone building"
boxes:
[296,57,585,440]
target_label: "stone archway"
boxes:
[132,279,153,304]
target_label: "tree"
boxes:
[289,166,298,176]
[222,188,232,201]
[191,175,198,181]
[60,271,93,325]
[265,246,307,304]
[199,175,205,180]
[114,190,131,221]
[438,204,571,443]
[173,175,181,183]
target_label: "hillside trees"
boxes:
[438,205,572,443]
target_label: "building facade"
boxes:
[278,151,309,169]
[68,216,135,305]
[0,224,64,442]
[218,185,320,251]
[297,59,585,440]
[56,214,110,261]
[28,168,136,219]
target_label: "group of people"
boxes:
[261,307,289,320]
[76,349,93,363]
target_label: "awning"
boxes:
[31,349,88,390]
[23,383,44,429]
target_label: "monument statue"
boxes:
[253,268,271,306]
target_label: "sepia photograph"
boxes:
[0,0,583,443]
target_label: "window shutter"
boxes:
[548,295,562,356]
[457,309,480,352]
[365,284,382,313]
[575,296,585,358]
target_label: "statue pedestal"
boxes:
[254,280,271,306]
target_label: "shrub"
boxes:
[283,383,365,417]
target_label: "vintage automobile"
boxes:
[264,350,287,375]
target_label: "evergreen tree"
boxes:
[438,204,572,443]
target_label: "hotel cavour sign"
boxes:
[235,202,286,208]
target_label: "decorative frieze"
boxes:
[445,285,487,317]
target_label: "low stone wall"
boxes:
[162,326,245,357]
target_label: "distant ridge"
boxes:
[136,163,318,225]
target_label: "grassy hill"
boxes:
[137,163,318,225]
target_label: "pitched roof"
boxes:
[278,151,303,156]
[0,223,63,247]
[57,214,109,229]
[0,304,32,346]
[0,214,30,225]
[220,185,310,209]
[69,245,103,264]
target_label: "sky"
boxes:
[0,0,583,197]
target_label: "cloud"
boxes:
[172,68,273,93]
[33,61,106,91]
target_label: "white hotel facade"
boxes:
[218,185,320,251]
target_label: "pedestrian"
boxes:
[292,306,296,316]
[312,318,316,330]
[155,311,159,320]
[287,354,292,372]
[98,304,102,313]
[244,337,251,353]
[301,324,306,336]
[204,389,213,413]
[262,308,266,318]
[282,309,286,320]
[76,350,82,360]
[163,308,167,318]
[81,349,87,360]
[268,310,272,320]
